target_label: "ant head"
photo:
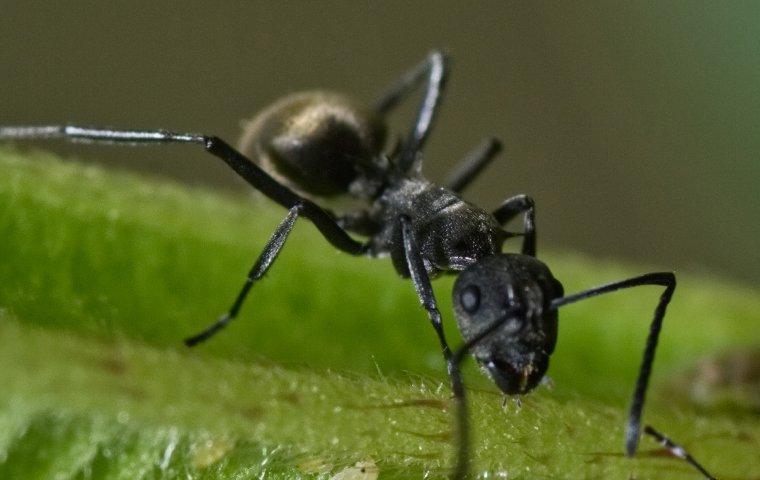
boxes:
[452,254,564,395]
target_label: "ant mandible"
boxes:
[0,51,716,479]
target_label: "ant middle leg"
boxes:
[492,194,536,256]
[184,205,301,346]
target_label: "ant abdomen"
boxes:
[238,91,388,198]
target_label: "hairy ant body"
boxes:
[1,52,716,479]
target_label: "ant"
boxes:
[0,51,716,479]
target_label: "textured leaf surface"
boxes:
[0,147,758,479]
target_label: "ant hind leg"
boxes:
[373,51,450,172]
[0,125,367,255]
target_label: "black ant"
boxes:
[0,51,716,479]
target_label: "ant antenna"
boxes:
[644,425,718,480]
[549,272,676,455]
[452,302,719,480]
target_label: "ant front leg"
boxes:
[444,137,503,193]
[400,215,470,479]
[445,300,528,479]
[373,51,449,172]
[0,125,366,256]
[492,194,536,256]
[400,216,454,370]
[185,205,300,346]
[551,272,676,456]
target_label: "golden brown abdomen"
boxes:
[239,91,386,197]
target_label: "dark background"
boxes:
[2,2,758,284]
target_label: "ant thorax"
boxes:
[368,176,508,276]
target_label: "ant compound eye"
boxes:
[460,285,481,313]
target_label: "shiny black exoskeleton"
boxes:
[453,254,562,395]
[232,54,526,284]
[237,91,388,198]
[0,52,716,480]
[448,255,716,480]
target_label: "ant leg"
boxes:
[444,137,503,193]
[401,215,471,480]
[447,303,526,480]
[0,125,366,255]
[400,216,454,369]
[447,298,715,480]
[550,272,676,457]
[492,194,536,256]
[448,342,471,480]
[374,50,448,116]
[184,206,300,346]
[644,425,717,480]
[372,51,449,172]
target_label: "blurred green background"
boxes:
[1,1,759,284]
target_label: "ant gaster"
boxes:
[0,52,716,479]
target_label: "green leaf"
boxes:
[0,147,758,479]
